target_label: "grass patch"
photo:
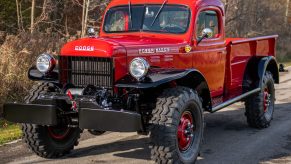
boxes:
[277,55,291,67]
[0,119,22,145]
[281,61,291,67]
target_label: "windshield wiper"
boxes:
[151,0,168,26]
[128,0,133,28]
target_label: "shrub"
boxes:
[0,32,66,106]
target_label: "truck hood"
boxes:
[61,35,185,57]
[60,37,124,57]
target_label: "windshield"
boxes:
[104,5,190,34]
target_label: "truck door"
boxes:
[192,9,227,99]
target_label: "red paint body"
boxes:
[60,0,277,107]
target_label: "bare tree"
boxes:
[30,0,35,33]
[15,0,26,31]
[286,0,291,24]
[81,0,86,37]
[84,0,90,36]
[81,0,90,37]
[33,0,49,27]
[16,0,21,31]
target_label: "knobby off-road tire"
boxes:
[245,71,275,129]
[150,87,204,164]
[22,82,81,158]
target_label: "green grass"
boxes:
[0,119,22,145]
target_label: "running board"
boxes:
[211,88,261,113]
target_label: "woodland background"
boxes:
[1,0,291,107]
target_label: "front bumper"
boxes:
[4,103,58,126]
[3,96,143,132]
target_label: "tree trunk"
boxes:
[19,1,24,31]
[31,0,36,33]
[83,0,90,36]
[224,0,229,14]
[286,0,290,24]
[16,0,20,31]
[81,0,86,37]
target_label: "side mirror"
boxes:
[197,28,213,45]
[202,28,213,38]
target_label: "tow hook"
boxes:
[67,90,78,112]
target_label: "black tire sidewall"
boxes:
[245,71,275,129]
[263,75,275,122]
[150,87,204,164]
[176,100,204,163]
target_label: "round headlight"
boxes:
[36,54,56,73]
[129,57,150,80]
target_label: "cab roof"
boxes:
[107,0,224,14]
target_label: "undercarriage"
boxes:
[4,86,147,133]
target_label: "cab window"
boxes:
[196,10,219,39]
[104,5,190,34]
[105,6,144,32]
[108,10,128,32]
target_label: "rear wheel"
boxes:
[245,71,275,129]
[22,82,81,158]
[150,87,204,164]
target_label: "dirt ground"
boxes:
[1,68,291,164]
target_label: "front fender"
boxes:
[116,68,213,111]
[115,69,198,89]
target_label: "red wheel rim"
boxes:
[263,88,271,112]
[177,111,194,151]
[48,127,71,140]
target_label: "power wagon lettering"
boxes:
[139,47,170,54]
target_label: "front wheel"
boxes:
[22,124,81,158]
[22,82,81,158]
[150,87,204,164]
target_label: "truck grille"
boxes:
[59,56,114,89]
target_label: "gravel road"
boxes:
[1,68,291,164]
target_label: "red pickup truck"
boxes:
[4,0,279,163]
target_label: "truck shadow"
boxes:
[199,102,291,164]
[67,135,151,160]
[57,102,291,163]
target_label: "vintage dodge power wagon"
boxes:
[3,0,279,163]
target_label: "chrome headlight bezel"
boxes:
[129,57,150,81]
[36,53,56,73]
